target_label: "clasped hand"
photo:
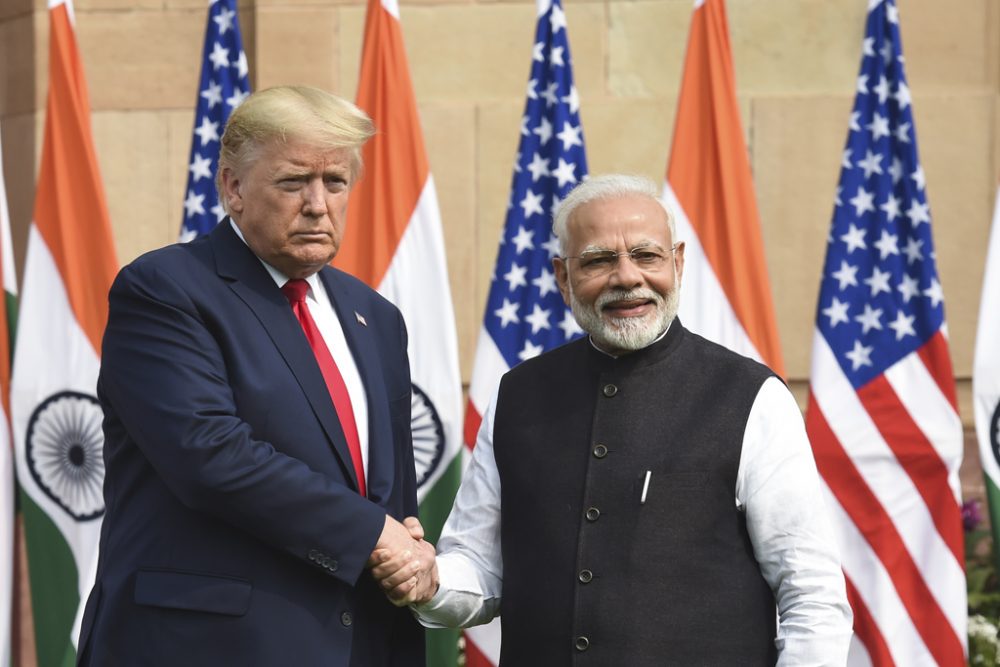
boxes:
[368,516,439,607]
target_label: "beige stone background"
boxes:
[0,0,997,660]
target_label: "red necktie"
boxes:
[281,278,366,497]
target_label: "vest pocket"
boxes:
[133,568,252,616]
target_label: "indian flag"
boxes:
[336,0,464,663]
[0,129,17,667]
[975,183,1000,571]
[663,0,785,374]
[11,0,119,663]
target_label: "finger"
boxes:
[403,516,424,541]
[378,560,422,590]
[371,550,414,580]
[386,577,418,604]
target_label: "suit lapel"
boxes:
[319,269,396,506]
[211,221,363,493]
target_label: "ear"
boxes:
[553,257,571,306]
[673,241,686,286]
[220,167,244,215]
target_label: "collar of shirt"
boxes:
[229,219,324,297]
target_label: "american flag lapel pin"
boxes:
[355,311,367,327]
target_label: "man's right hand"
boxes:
[368,516,439,606]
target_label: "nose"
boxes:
[301,180,328,217]
[608,252,644,289]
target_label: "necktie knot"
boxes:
[281,278,309,305]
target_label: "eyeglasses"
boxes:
[561,244,678,278]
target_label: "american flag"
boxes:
[461,0,586,663]
[804,1,966,664]
[179,0,250,242]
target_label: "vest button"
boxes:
[585,507,600,521]
[602,383,618,397]
[578,569,593,583]
[341,611,353,627]
[593,444,608,458]
[575,636,590,651]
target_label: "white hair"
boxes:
[552,174,677,254]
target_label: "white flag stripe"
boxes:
[884,352,963,501]
[377,177,463,501]
[11,228,101,605]
[820,482,932,667]
[810,332,966,629]
[974,186,1000,487]
[466,328,509,421]
[466,618,502,664]
[661,183,763,364]
[379,0,399,20]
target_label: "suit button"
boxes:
[321,555,331,568]
[328,560,338,572]
[602,383,617,397]
[593,444,608,458]
[307,549,318,561]
[585,507,600,521]
[341,611,353,627]
[578,569,593,583]
[575,636,590,651]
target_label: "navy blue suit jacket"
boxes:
[78,221,424,666]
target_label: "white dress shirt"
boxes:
[230,220,369,477]
[415,369,853,665]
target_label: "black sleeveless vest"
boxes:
[493,322,778,666]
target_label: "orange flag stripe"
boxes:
[667,0,785,376]
[336,0,428,288]
[34,3,118,355]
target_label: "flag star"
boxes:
[894,121,911,144]
[906,200,930,226]
[558,310,583,339]
[212,202,227,222]
[834,185,843,207]
[179,227,198,243]
[894,81,911,110]
[886,3,899,24]
[822,297,850,327]
[879,40,893,65]
[542,234,561,259]
[201,80,223,109]
[184,190,206,218]
[849,111,861,132]
[549,3,567,33]
[831,260,859,290]
[519,191,544,219]
[879,194,901,222]
[189,153,213,182]
[511,225,536,253]
[552,158,577,187]
[512,152,522,173]
[534,117,554,145]
[562,85,581,114]
[503,263,528,291]
[862,37,875,57]
[226,88,249,108]
[873,229,899,260]
[849,186,876,216]
[526,78,538,100]
[902,237,924,264]
[209,42,230,70]
[235,50,249,78]
[887,310,916,340]
[532,42,545,62]
[540,82,559,107]
[841,148,853,169]
[866,112,890,141]
[532,268,559,297]
[856,150,884,178]
[494,298,520,328]
[872,75,890,104]
[549,45,565,67]
[840,223,867,253]
[525,304,552,334]
[194,116,220,146]
[854,303,883,334]
[520,116,529,136]
[526,153,550,182]
[863,266,892,297]
[556,122,583,151]
[549,194,561,217]
[910,164,926,191]
[888,157,903,184]
[923,278,944,307]
[518,340,544,361]
[856,74,869,95]
[898,274,920,303]
[845,339,874,371]
[213,6,235,34]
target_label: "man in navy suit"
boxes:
[78,86,436,666]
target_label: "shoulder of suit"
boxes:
[320,266,399,314]
[679,327,777,381]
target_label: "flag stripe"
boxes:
[807,395,963,666]
[915,330,958,411]
[844,576,894,667]
[665,0,784,375]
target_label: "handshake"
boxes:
[368,515,439,607]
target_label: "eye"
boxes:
[580,253,616,269]
[631,250,663,265]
